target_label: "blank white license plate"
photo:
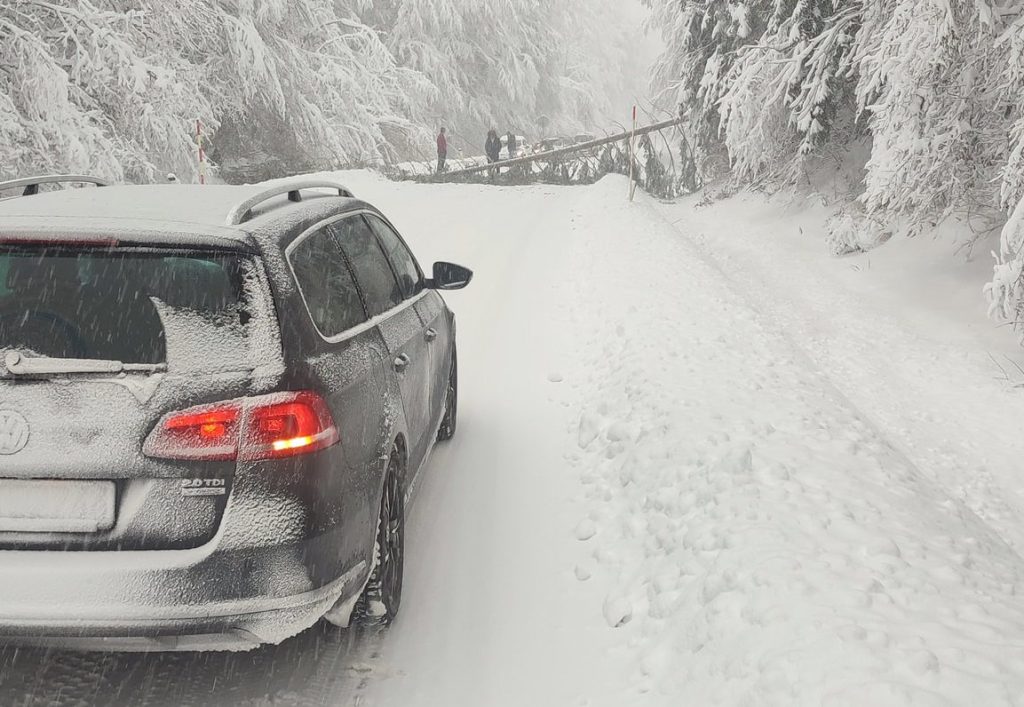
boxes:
[0,480,116,533]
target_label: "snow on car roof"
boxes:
[0,184,354,247]
[0,185,256,225]
[0,215,254,250]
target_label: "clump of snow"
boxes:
[602,596,632,629]
[824,204,892,256]
[574,518,598,542]
[577,411,604,449]
[151,256,284,380]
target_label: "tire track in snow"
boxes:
[355,181,631,707]
[642,198,1024,569]
[658,196,1024,556]
[0,625,384,706]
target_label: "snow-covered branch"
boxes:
[647,0,1024,339]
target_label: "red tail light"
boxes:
[152,404,241,461]
[144,392,340,462]
[240,393,340,460]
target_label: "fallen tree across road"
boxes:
[387,117,696,199]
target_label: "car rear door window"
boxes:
[329,216,403,317]
[363,215,424,300]
[290,226,367,337]
[0,247,266,369]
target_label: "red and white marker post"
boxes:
[196,119,207,185]
[628,105,638,202]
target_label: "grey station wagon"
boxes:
[0,175,471,651]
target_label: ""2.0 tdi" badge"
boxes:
[181,478,227,497]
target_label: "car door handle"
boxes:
[393,354,411,372]
[425,328,437,342]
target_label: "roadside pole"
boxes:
[196,119,207,185]
[628,105,637,202]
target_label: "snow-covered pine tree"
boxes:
[200,0,436,178]
[648,0,1024,340]
[644,1,756,165]
[853,0,1007,225]
[986,3,1024,337]
[644,0,858,180]
[0,0,209,182]
[0,0,435,182]
[370,0,567,148]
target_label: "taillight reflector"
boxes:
[144,392,339,462]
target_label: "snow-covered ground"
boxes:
[392,156,485,176]
[348,171,1024,706]
[6,172,1024,706]
[660,192,1024,554]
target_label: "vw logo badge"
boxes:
[0,410,30,455]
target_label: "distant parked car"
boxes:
[572,133,602,159]
[500,135,530,159]
[0,175,472,651]
[533,137,570,155]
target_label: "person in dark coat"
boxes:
[506,131,518,160]
[485,129,502,177]
[436,127,448,174]
[485,129,501,162]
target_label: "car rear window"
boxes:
[0,247,276,371]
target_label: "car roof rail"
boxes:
[226,179,355,226]
[0,174,110,197]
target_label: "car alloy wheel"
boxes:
[437,348,458,442]
[354,448,404,626]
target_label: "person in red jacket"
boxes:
[436,127,448,174]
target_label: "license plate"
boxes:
[0,480,116,533]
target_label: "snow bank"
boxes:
[659,188,1024,554]
[558,177,1024,705]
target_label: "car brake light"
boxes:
[144,392,339,462]
[152,403,241,461]
[241,393,340,460]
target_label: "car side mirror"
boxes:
[427,262,473,291]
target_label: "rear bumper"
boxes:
[0,539,367,651]
[0,441,378,652]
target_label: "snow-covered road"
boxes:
[4,173,1024,706]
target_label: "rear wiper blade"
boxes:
[3,351,166,376]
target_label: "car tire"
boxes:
[352,449,405,627]
[436,347,458,442]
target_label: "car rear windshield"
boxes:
[0,246,272,370]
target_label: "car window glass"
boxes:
[289,226,366,337]
[330,217,403,317]
[363,215,424,300]
[0,248,271,370]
